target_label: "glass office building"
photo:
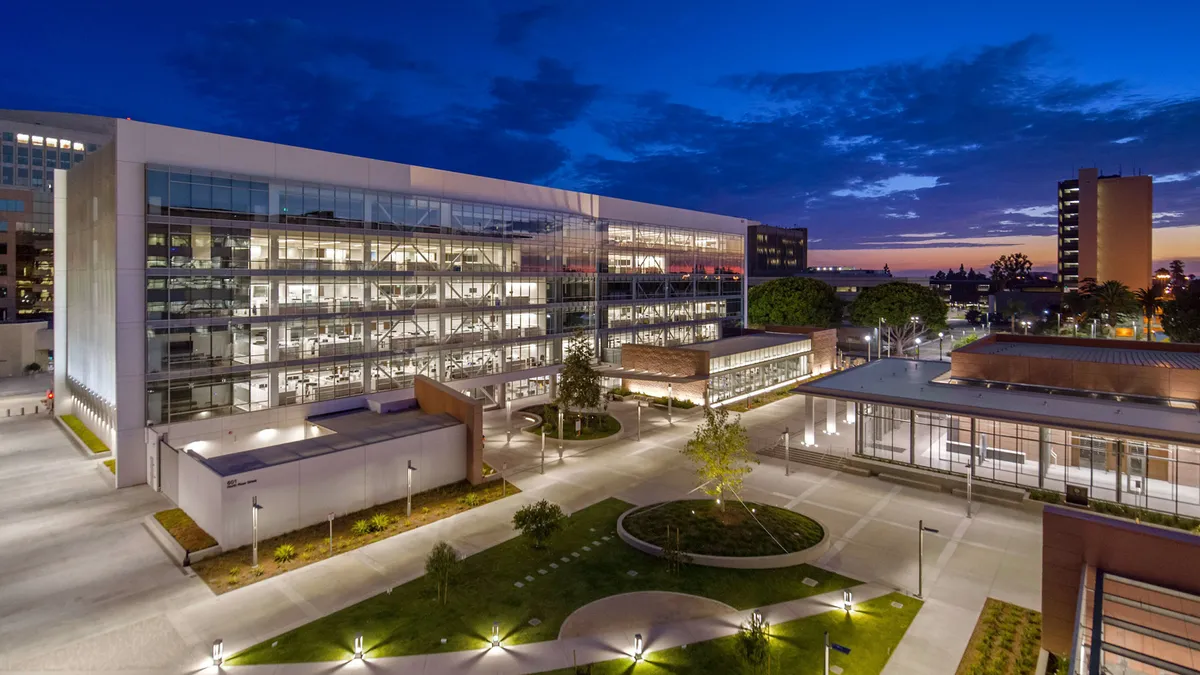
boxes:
[141,166,745,424]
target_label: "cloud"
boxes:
[1003,205,1057,218]
[495,4,559,47]
[1112,136,1141,144]
[893,231,947,238]
[1155,170,1200,184]
[1154,211,1183,221]
[884,211,919,219]
[831,174,941,198]
[170,20,598,184]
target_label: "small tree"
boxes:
[557,330,602,433]
[424,541,460,605]
[1089,280,1136,329]
[1161,284,1200,343]
[512,500,566,549]
[1134,285,1164,341]
[661,524,691,573]
[682,406,755,508]
[736,610,771,673]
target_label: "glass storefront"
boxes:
[855,403,1200,518]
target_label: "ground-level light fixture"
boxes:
[491,621,501,648]
[353,632,364,659]
[211,639,224,667]
[843,589,853,612]
[715,498,721,505]
[751,610,762,624]
[633,633,644,661]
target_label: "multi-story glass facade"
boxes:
[1058,178,1080,291]
[1,131,98,189]
[143,165,744,423]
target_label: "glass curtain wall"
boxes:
[856,403,1200,519]
[144,165,743,423]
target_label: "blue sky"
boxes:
[8,0,1200,273]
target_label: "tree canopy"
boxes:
[681,406,754,505]
[556,329,601,418]
[990,252,1032,290]
[748,277,841,327]
[1088,280,1136,328]
[1161,283,1200,343]
[849,282,948,351]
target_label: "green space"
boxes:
[1029,489,1200,534]
[522,403,621,441]
[102,459,115,474]
[227,498,857,665]
[155,508,218,552]
[955,598,1045,675]
[61,414,110,454]
[540,591,922,675]
[624,500,824,557]
[194,479,515,593]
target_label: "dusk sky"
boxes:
[8,0,1200,274]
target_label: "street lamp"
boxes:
[914,338,921,360]
[937,332,944,360]
[864,335,871,362]
[918,519,940,598]
[406,460,417,518]
[251,496,263,567]
[877,317,886,359]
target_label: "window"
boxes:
[1,168,10,185]
[87,143,98,152]
[0,243,6,255]
[0,265,7,276]
[0,286,6,298]
[0,199,25,211]
[0,222,7,232]
[16,134,29,144]
[2,132,12,141]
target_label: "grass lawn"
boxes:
[624,500,824,556]
[954,598,1042,675]
[102,459,115,474]
[194,479,516,594]
[155,508,218,552]
[521,404,621,441]
[539,591,922,674]
[61,414,109,454]
[227,498,857,665]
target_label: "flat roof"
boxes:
[685,333,811,359]
[197,408,461,477]
[796,359,1200,446]
[963,341,1200,370]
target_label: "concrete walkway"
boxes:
[0,391,1043,674]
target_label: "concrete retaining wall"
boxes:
[616,504,831,569]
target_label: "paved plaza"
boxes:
[0,389,1043,674]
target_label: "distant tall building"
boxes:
[1057,168,1152,292]
[745,224,807,279]
[0,111,114,321]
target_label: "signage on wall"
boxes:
[226,478,258,489]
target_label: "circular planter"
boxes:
[617,503,831,570]
[518,408,621,443]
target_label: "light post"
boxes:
[917,519,940,598]
[914,338,921,360]
[406,460,417,518]
[667,383,674,425]
[251,496,263,567]
[327,512,334,557]
[557,407,564,457]
[784,426,791,476]
[540,425,546,474]
[877,318,886,359]
[637,398,642,441]
[937,332,944,360]
[864,335,871,362]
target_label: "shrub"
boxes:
[653,395,696,409]
[228,566,240,577]
[351,519,371,536]
[273,543,297,564]
[1027,488,1062,504]
[24,362,42,374]
[251,565,264,577]
[369,513,391,533]
[458,492,482,508]
[512,499,566,549]
[953,333,981,349]
[609,386,632,397]
[736,611,770,673]
[424,541,460,605]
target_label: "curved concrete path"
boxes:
[558,591,735,639]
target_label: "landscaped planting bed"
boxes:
[724,386,795,413]
[227,498,856,665]
[539,591,922,674]
[955,598,1042,675]
[623,500,824,557]
[193,479,514,593]
[1028,489,1200,534]
[521,404,621,441]
[154,508,217,552]
[62,414,109,454]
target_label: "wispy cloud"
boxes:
[893,231,947,238]
[1155,170,1200,184]
[884,210,919,219]
[831,174,941,199]
[1112,136,1141,144]
[1003,205,1057,218]
[1154,211,1183,221]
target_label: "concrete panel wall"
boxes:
[176,449,225,547]
[1097,175,1152,291]
[219,461,302,550]
[414,375,484,484]
[297,447,368,528]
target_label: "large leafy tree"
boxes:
[1089,280,1136,329]
[849,282,948,353]
[681,406,754,508]
[990,252,1033,291]
[1161,283,1200,343]
[1133,286,1164,341]
[748,277,841,327]
[556,329,602,430]
[1170,260,1187,290]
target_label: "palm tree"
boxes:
[1133,286,1164,341]
[1091,280,1136,330]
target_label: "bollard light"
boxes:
[212,639,224,667]
[715,498,721,505]
[633,633,644,661]
[751,610,762,625]
[353,632,364,659]
[843,589,853,612]
[491,621,501,648]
